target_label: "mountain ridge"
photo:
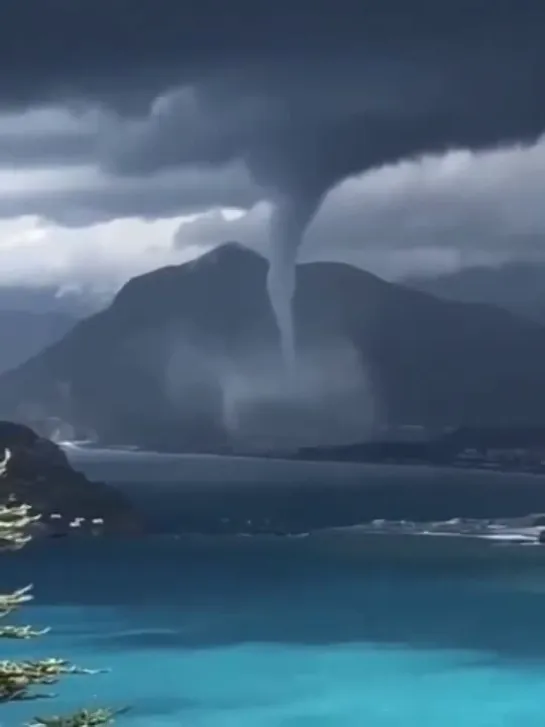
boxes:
[2,243,545,452]
[0,309,77,374]
[404,261,545,324]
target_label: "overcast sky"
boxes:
[1,1,545,294]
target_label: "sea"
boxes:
[4,445,545,726]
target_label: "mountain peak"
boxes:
[203,241,265,264]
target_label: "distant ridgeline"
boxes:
[1,245,545,453]
[296,427,545,468]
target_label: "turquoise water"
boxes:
[3,537,545,726]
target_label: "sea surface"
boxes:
[4,447,545,726]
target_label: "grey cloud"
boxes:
[0,134,95,168]
[0,108,102,168]
[89,5,545,220]
[4,133,545,296]
[2,5,544,180]
[173,137,545,277]
[0,2,543,240]
[0,163,256,225]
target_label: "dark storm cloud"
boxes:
[1,1,545,219]
[0,1,468,106]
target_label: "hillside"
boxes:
[404,262,545,324]
[1,244,545,451]
[0,310,76,373]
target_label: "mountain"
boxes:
[2,244,545,452]
[0,285,107,373]
[0,283,108,373]
[0,310,77,373]
[404,262,545,324]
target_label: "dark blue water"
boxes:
[4,535,545,726]
[65,446,545,532]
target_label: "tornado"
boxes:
[266,190,324,371]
